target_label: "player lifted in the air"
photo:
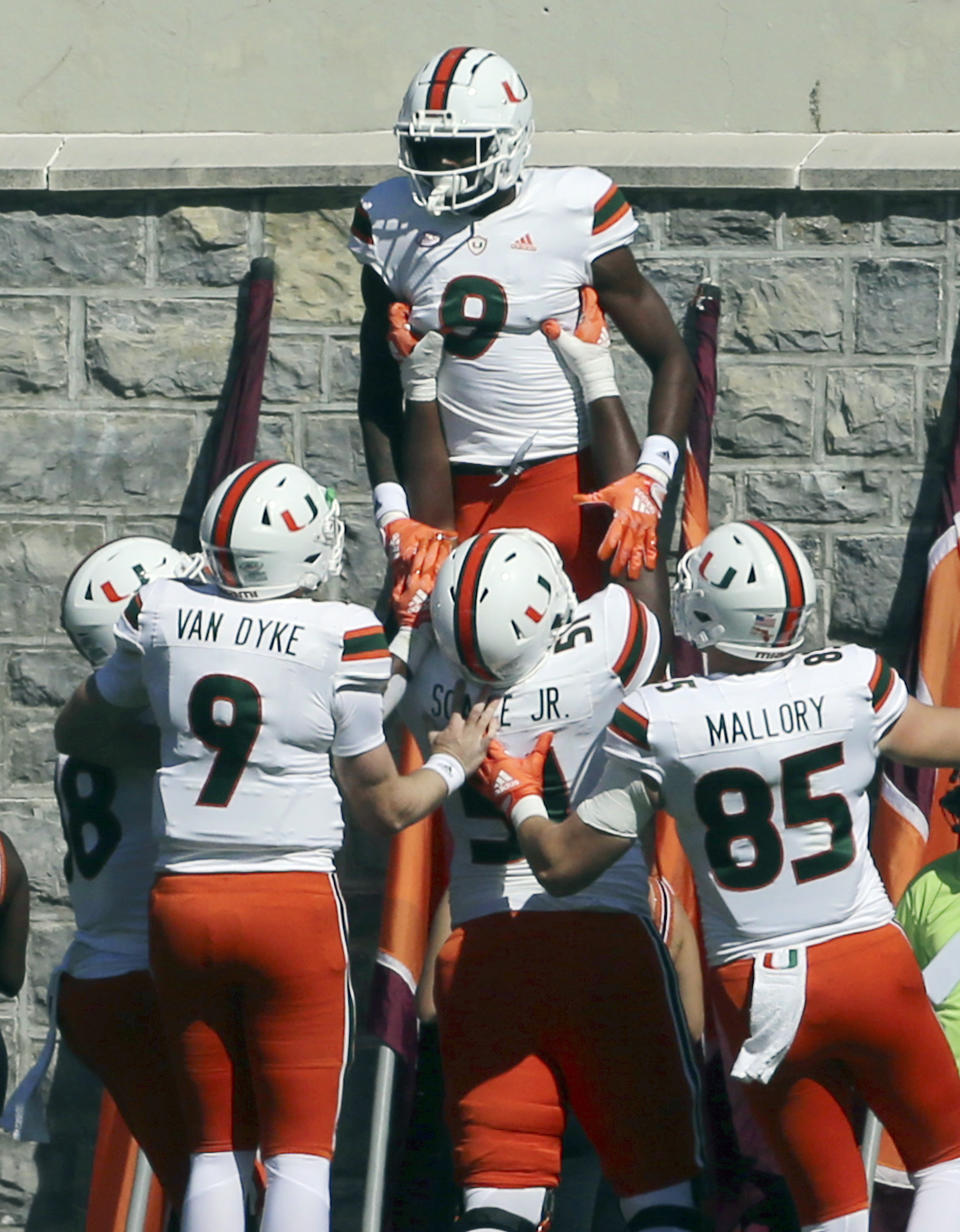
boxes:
[350,46,695,603]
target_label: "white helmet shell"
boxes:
[62,536,196,665]
[199,460,344,601]
[672,520,817,663]
[430,528,576,688]
[395,46,533,215]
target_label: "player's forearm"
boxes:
[588,397,642,485]
[517,812,629,897]
[359,406,402,488]
[402,399,457,530]
[55,678,160,770]
[348,761,462,834]
[880,697,960,767]
[645,341,696,449]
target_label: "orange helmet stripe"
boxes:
[453,531,500,681]
[426,47,472,110]
[746,520,807,647]
[210,460,280,588]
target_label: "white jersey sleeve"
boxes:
[577,166,639,262]
[600,584,662,691]
[94,590,152,710]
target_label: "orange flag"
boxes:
[367,731,449,1065]
[872,521,960,902]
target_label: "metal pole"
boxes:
[861,1109,883,1205]
[362,1044,397,1232]
[124,1148,155,1232]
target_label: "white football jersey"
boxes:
[350,167,638,468]
[605,645,906,964]
[94,577,391,869]
[54,754,156,977]
[404,584,660,926]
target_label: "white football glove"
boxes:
[541,320,619,403]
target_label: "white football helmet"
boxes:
[431,528,576,688]
[395,46,534,215]
[62,536,197,665]
[199,460,344,601]
[672,520,817,663]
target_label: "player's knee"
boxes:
[620,1179,704,1231]
[458,1186,552,1232]
[263,1152,330,1201]
[800,1210,868,1232]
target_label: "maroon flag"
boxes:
[208,257,275,492]
[673,283,720,677]
[173,257,275,549]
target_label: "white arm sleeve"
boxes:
[94,640,149,710]
[576,758,655,839]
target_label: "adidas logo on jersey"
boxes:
[510,233,537,251]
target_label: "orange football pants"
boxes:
[149,870,351,1159]
[453,450,610,600]
[58,969,191,1207]
[434,910,703,1195]
[710,922,960,1226]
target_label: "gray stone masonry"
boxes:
[0,185,957,1228]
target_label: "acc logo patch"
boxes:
[468,235,487,255]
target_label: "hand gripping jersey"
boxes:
[94,577,391,870]
[350,167,637,468]
[605,644,906,965]
[54,754,157,977]
[404,584,660,926]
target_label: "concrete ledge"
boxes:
[533,132,820,190]
[46,133,398,192]
[0,136,64,190]
[0,131,958,193]
[800,133,960,191]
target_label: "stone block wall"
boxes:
[0,184,955,1227]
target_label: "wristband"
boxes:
[424,752,466,796]
[511,795,548,827]
[373,482,410,532]
[637,434,679,482]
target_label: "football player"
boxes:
[398,528,705,1232]
[349,46,695,603]
[56,537,196,1217]
[478,520,960,1232]
[54,461,499,1232]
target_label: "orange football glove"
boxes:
[386,301,418,360]
[574,467,667,577]
[384,517,455,578]
[387,302,444,402]
[473,732,554,825]
[391,563,433,632]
